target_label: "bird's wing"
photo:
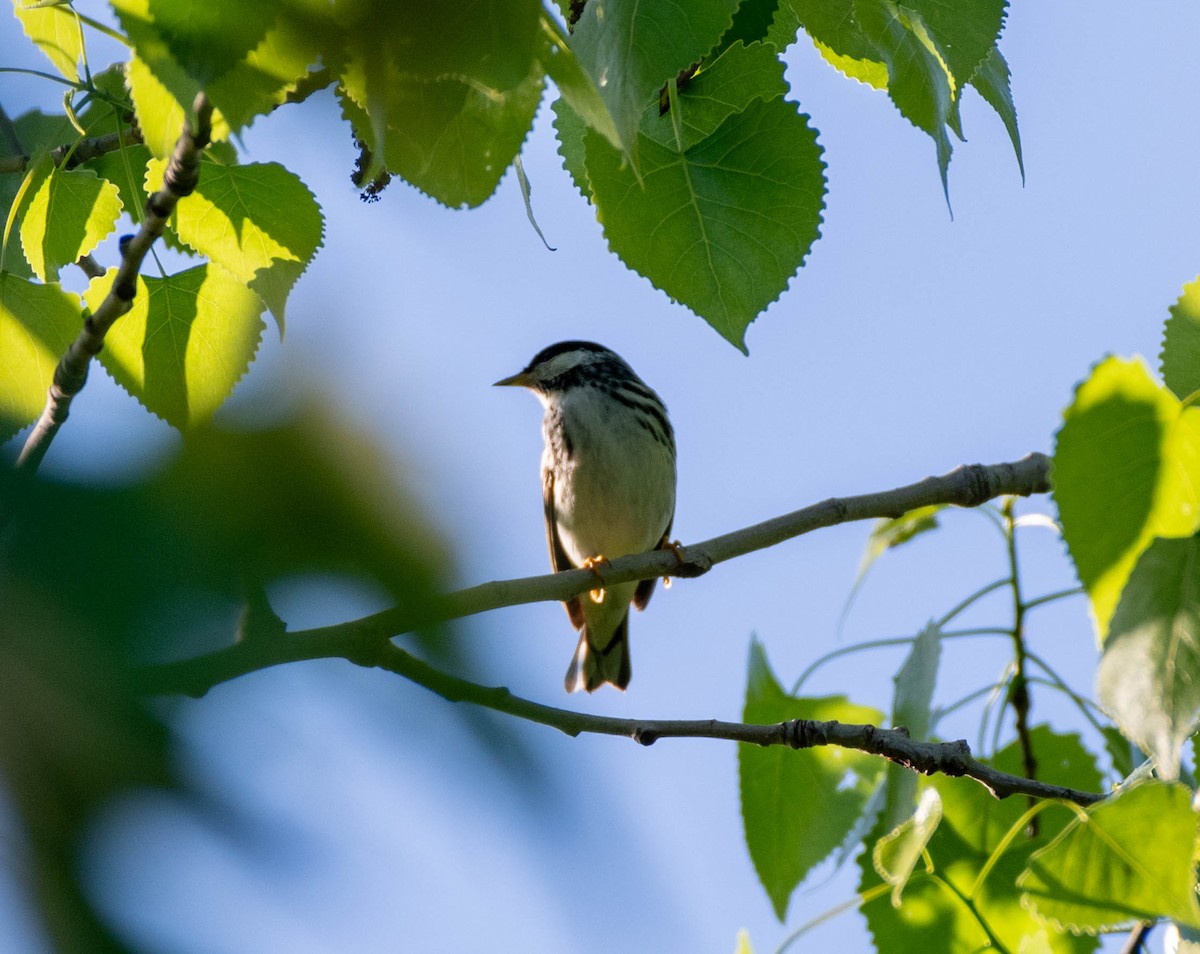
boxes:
[633,518,673,611]
[544,465,585,628]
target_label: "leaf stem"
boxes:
[790,627,1010,696]
[0,66,88,88]
[935,578,1009,627]
[774,882,893,954]
[968,799,1057,899]
[931,873,1012,954]
[1022,586,1085,612]
[1002,498,1038,818]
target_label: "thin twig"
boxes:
[135,454,1052,697]
[14,93,212,474]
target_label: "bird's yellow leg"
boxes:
[661,539,685,589]
[582,555,610,603]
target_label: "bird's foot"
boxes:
[661,539,685,589]
[582,555,610,603]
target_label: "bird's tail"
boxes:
[564,614,631,692]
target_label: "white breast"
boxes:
[543,386,676,566]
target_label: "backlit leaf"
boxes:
[1097,535,1200,780]
[12,0,83,82]
[881,621,941,830]
[85,265,265,428]
[125,54,231,159]
[147,157,324,332]
[740,638,884,921]
[1020,781,1200,932]
[859,729,1101,954]
[873,787,941,905]
[132,0,279,85]
[0,274,81,443]
[1055,357,1200,641]
[19,164,122,282]
[1162,275,1200,401]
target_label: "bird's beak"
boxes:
[493,371,534,388]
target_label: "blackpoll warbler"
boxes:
[495,342,677,692]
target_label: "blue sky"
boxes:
[3,3,1199,952]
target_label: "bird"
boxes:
[494,341,677,692]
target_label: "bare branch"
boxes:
[15,94,213,474]
[374,643,1104,806]
[145,635,1104,807]
[136,453,1052,696]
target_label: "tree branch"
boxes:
[0,125,143,176]
[14,94,213,474]
[374,643,1103,805]
[130,452,1095,805]
[158,635,1106,807]
[136,453,1052,696]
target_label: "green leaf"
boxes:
[571,0,742,152]
[873,787,942,905]
[1163,275,1200,402]
[146,158,324,332]
[859,729,1102,954]
[1019,781,1200,932]
[1054,356,1200,641]
[135,0,280,86]
[10,109,80,155]
[538,12,621,153]
[120,0,302,152]
[12,0,83,82]
[583,42,826,349]
[84,265,266,428]
[125,54,232,158]
[0,274,82,443]
[340,63,546,210]
[369,0,540,92]
[715,0,782,55]
[903,0,1006,90]
[83,144,154,222]
[551,98,590,200]
[203,17,325,132]
[783,0,886,65]
[1101,726,1136,780]
[882,621,942,831]
[739,639,885,921]
[854,0,955,200]
[641,42,788,152]
[969,46,1024,181]
[19,163,123,282]
[1097,535,1200,780]
[784,0,1008,190]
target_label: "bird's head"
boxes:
[493,341,629,395]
